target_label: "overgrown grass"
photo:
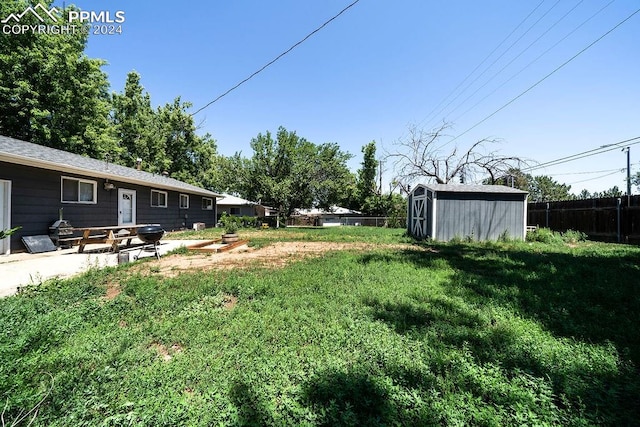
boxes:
[1,230,639,425]
[169,225,411,248]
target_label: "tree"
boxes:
[356,141,378,211]
[0,0,116,157]
[491,168,531,192]
[388,123,524,186]
[111,71,159,168]
[154,98,220,188]
[631,172,640,192]
[244,127,353,226]
[597,186,623,198]
[576,189,592,200]
[528,175,573,202]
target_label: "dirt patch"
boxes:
[150,342,183,362]
[101,282,121,301]
[223,294,238,310]
[134,242,426,277]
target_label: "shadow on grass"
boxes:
[229,379,273,426]
[361,244,640,363]
[302,368,409,427]
[359,243,640,424]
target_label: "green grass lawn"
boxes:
[1,228,639,426]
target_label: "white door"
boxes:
[0,180,11,255]
[118,189,136,226]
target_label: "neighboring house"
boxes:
[217,194,264,219]
[292,206,362,227]
[216,194,276,219]
[407,183,528,241]
[0,135,220,254]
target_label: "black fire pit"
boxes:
[135,225,165,259]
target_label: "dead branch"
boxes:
[387,123,527,187]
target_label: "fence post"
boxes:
[545,203,550,228]
[617,198,622,243]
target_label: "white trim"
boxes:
[0,179,11,255]
[523,195,528,240]
[151,189,168,208]
[118,188,137,226]
[202,197,213,210]
[179,193,189,209]
[431,191,438,241]
[61,176,97,204]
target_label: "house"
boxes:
[216,194,273,219]
[291,206,362,227]
[0,135,221,254]
[407,183,528,241]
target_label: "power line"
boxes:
[417,0,546,128]
[567,169,622,185]
[552,166,631,176]
[524,137,640,172]
[451,0,613,126]
[425,0,564,130]
[449,7,640,144]
[190,0,360,116]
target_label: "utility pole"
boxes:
[378,159,384,195]
[624,147,631,206]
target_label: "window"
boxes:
[230,207,241,215]
[151,190,167,208]
[61,177,96,203]
[179,194,189,209]
[202,197,213,210]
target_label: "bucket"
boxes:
[118,252,130,264]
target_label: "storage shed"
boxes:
[407,184,528,241]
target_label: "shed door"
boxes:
[118,189,137,226]
[411,194,428,239]
[0,180,11,255]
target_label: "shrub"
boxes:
[219,212,239,234]
[526,228,588,244]
[562,229,588,243]
[526,227,563,244]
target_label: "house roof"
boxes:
[0,135,221,197]
[217,194,257,206]
[417,183,528,195]
[294,206,362,216]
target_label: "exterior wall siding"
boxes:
[218,205,255,218]
[435,193,525,241]
[1,161,217,252]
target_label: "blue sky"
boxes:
[57,1,640,193]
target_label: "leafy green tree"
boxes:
[492,168,531,192]
[245,127,353,226]
[0,0,116,157]
[576,189,592,200]
[111,71,161,168]
[154,98,220,188]
[528,175,573,202]
[597,186,623,198]
[631,172,640,192]
[357,141,378,211]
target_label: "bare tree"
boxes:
[387,123,525,187]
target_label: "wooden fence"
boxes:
[528,196,640,243]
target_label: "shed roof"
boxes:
[418,183,528,195]
[0,135,221,197]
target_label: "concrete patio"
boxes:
[0,239,204,298]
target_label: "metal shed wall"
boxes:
[435,192,525,241]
